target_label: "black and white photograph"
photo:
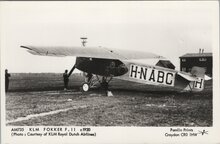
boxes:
[1,1,219,143]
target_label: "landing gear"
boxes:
[82,83,90,92]
[80,74,113,95]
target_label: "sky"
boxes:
[0,1,218,73]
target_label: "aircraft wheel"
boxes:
[82,83,90,92]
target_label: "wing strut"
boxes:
[68,65,76,77]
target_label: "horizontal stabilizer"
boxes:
[204,75,212,80]
[177,72,198,81]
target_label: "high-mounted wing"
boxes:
[123,59,175,69]
[21,46,164,60]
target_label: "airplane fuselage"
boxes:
[75,57,205,91]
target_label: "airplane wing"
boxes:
[21,45,165,60]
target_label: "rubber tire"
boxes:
[82,83,90,92]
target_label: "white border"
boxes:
[1,1,219,144]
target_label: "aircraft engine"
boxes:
[117,64,128,75]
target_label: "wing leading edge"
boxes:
[20,45,164,60]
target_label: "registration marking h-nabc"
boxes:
[129,64,176,87]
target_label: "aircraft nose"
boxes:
[117,64,128,75]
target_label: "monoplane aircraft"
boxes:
[21,45,210,92]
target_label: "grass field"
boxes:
[6,73,212,126]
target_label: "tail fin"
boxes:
[191,66,212,80]
[191,66,206,77]
[183,66,206,92]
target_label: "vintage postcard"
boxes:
[1,1,219,144]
